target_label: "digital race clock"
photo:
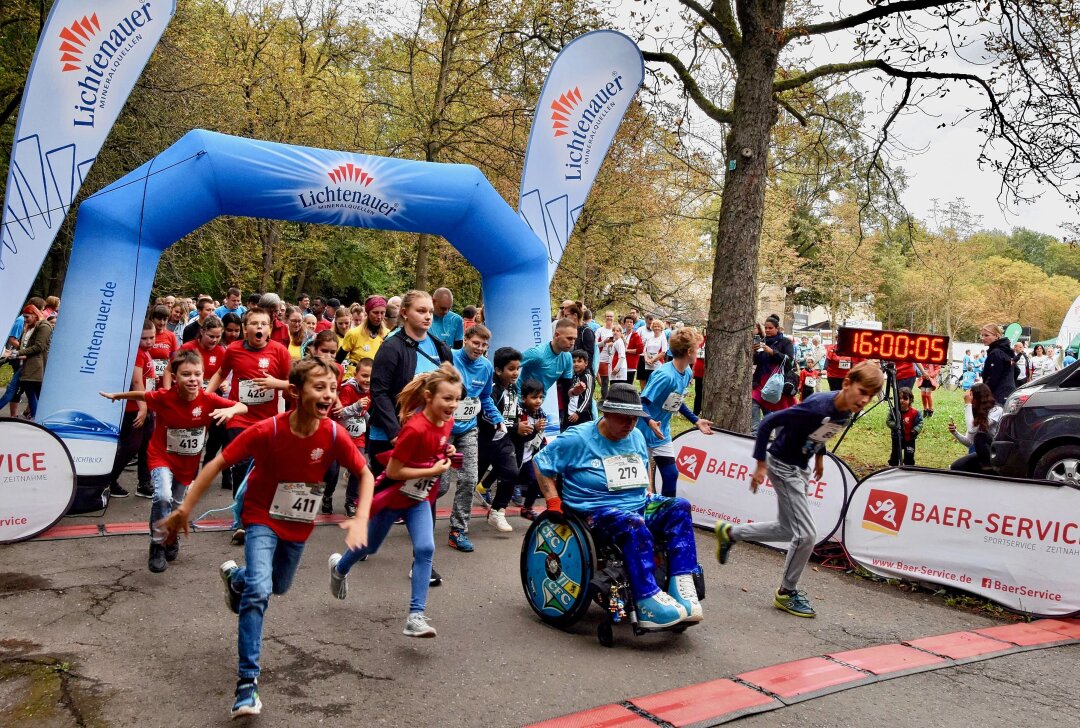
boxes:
[834,327,950,365]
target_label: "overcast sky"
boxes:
[613,0,1078,240]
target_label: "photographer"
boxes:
[750,315,796,432]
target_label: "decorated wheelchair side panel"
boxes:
[520,515,594,628]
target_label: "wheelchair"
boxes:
[520,509,705,647]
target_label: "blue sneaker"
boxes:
[511,487,525,507]
[230,679,261,719]
[714,521,734,564]
[448,530,474,553]
[774,589,816,618]
[635,591,687,629]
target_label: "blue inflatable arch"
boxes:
[37,130,551,474]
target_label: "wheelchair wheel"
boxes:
[520,511,595,629]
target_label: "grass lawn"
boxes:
[668,381,970,479]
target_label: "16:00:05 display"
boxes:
[834,327,950,365]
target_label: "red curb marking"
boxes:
[191,519,232,531]
[36,524,100,539]
[736,657,866,698]
[905,630,1013,660]
[974,621,1076,646]
[103,523,150,534]
[524,703,655,728]
[1031,619,1080,639]
[631,677,777,726]
[314,514,348,524]
[827,643,946,675]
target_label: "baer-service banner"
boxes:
[0,0,174,327]
[845,467,1080,616]
[674,429,855,548]
[517,30,643,280]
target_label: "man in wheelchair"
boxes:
[533,384,702,629]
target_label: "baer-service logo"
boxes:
[862,489,909,535]
[60,3,158,128]
[675,446,706,482]
[297,161,401,220]
[549,73,627,181]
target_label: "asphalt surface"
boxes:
[2,469,1077,727]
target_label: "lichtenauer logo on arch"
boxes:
[62,3,157,128]
[297,160,401,220]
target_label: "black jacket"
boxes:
[982,337,1017,405]
[752,333,795,388]
[369,329,452,440]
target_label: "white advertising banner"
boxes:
[0,419,76,543]
[673,430,854,548]
[0,0,174,325]
[845,468,1080,616]
[517,30,643,280]
[1056,294,1080,350]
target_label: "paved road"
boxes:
[2,475,1076,726]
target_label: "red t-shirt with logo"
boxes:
[179,339,227,383]
[150,330,179,386]
[144,387,236,483]
[336,380,370,448]
[377,412,454,513]
[223,413,367,541]
[217,340,292,429]
[127,348,156,413]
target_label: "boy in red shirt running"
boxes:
[159,358,374,720]
[100,349,246,572]
[206,308,292,516]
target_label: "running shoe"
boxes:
[135,482,153,499]
[344,502,357,518]
[321,498,333,515]
[668,574,703,622]
[328,553,347,600]
[403,612,437,638]
[636,591,688,629]
[774,589,816,618]
[230,679,261,719]
[519,508,538,521]
[714,521,734,564]
[148,544,167,573]
[220,560,241,615]
[109,483,130,499]
[448,530,474,552]
[486,508,512,533]
[473,483,492,507]
[510,488,525,507]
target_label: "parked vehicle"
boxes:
[991,361,1080,483]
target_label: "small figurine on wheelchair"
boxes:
[520,384,705,646]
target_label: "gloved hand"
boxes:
[545,496,565,523]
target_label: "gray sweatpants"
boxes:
[439,427,479,534]
[731,454,816,591]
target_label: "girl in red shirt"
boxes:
[159,358,374,719]
[101,349,246,573]
[330,363,462,639]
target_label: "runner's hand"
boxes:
[517,420,531,436]
[133,404,147,428]
[156,509,189,542]
[750,462,767,493]
[813,460,824,482]
[696,418,714,435]
[340,514,369,551]
[569,413,579,423]
[99,391,119,401]
[569,381,586,395]
[209,407,234,426]
[432,458,452,475]
[648,419,663,439]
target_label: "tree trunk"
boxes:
[702,3,785,432]
[257,219,279,293]
[415,233,433,290]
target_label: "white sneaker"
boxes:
[403,612,437,638]
[487,508,513,533]
[669,573,703,622]
[328,553,347,600]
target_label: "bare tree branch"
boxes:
[641,50,734,124]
